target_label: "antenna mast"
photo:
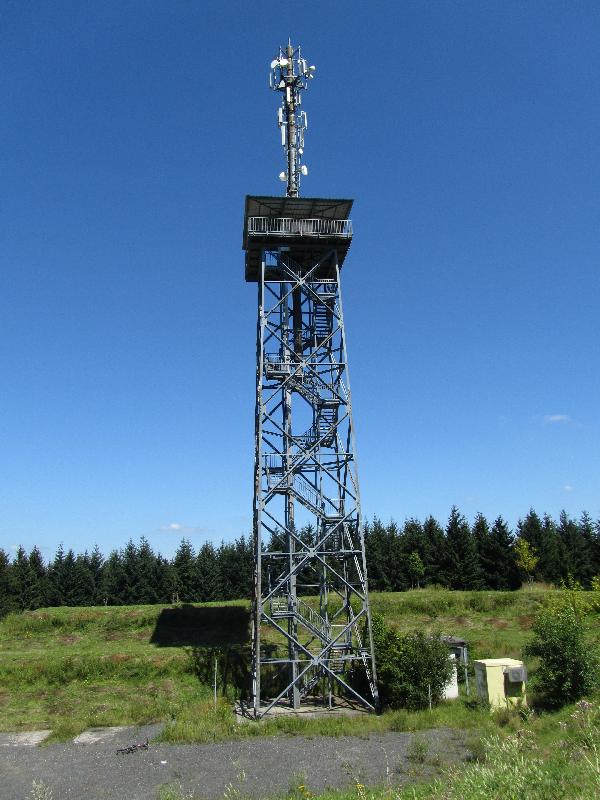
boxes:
[270,41,315,197]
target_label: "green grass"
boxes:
[0,587,598,745]
[371,587,548,657]
[0,602,232,740]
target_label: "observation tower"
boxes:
[244,43,378,717]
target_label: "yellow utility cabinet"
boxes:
[473,658,527,710]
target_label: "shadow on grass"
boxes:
[150,604,250,647]
[150,605,290,702]
[188,644,252,700]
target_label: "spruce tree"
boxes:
[100,550,127,605]
[69,556,95,606]
[217,537,253,601]
[364,517,398,592]
[47,544,66,605]
[0,549,15,618]
[11,546,41,610]
[422,516,450,587]
[517,510,543,549]
[490,516,520,589]
[539,514,562,584]
[399,520,426,591]
[234,535,253,599]
[135,538,159,604]
[173,539,198,601]
[445,507,483,590]
[364,518,384,591]
[155,555,177,603]
[402,519,427,561]
[216,541,235,600]
[88,545,104,603]
[580,512,600,581]
[472,513,497,589]
[557,511,593,585]
[28,546,50,607]
[386,520,405,591]
[61,550,78,605]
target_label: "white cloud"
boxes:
[543,414,571,424]
[563,484,574,493]
[158,522,211,535]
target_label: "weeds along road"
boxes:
[0,725,469,800]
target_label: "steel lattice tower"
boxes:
[243,43,378,717]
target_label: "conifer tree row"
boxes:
[1,508,599,616]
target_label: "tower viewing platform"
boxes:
[243,195,353,281]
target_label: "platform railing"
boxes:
[247,217,353,238]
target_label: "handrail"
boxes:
[248,217,352,238]
[296,597,330,639]
[269,596,331,641]
[294,474,321,511]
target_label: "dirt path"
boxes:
[0,725,469,800]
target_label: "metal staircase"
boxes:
[270,596,331,643]
[265,470,348,545]
[313,296,334,344]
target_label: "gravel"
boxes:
[0,725,469,800]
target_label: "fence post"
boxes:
[214,657,218,710]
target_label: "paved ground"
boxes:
[0,725,469,800]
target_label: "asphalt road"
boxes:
[0,725,469,800]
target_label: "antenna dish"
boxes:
[300,165,308,176]
[279,171,287,181]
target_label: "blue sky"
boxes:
[2,1,599,559]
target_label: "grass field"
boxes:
[0,587,598,747]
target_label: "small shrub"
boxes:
[465,734,487,762]
[387,710,409,731]
[588,576,600,611]
[157,785,195,800]
[463,695,488,712]
[491,707,512,728]
[30,781,52,800]
[362,614,453,710]
[468,592,515,613]
[525,594,599,708]
[467,594,494,613]
[407,735,429,763]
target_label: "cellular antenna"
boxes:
[270,41,315,197]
